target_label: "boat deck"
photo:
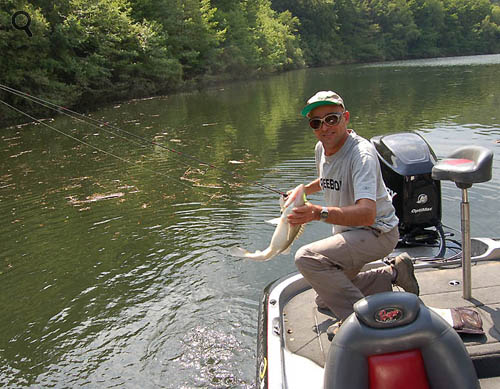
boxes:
[283,261,500,388]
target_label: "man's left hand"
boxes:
[288,202,320,225]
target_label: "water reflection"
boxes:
[362,54,500,68]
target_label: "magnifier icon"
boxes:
[12,11,32,37]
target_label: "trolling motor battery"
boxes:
[371,132,442,237]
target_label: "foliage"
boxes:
[368,0,421,60]
[129,0,223,79]
[52,0,182,103]
[271,0,345,66]
[210,0,303,76]
[439,0,493,54]
[408,0,445,58]
[271,0,500,63]
[1,0,500,124]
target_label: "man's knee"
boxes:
[294,245,313,271]
[295,246,333,275]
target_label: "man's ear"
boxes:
[344,111,350,122]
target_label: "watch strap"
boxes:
[320,206,329,221]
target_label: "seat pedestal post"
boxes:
[460,187,472,300]
[431,145,493,300]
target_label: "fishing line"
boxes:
[0,84,286,197]
[0,84,241,192]
[0,84,197,169]
[0,98,218,196]
[0,85,246,196]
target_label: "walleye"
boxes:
[231,184,307,261]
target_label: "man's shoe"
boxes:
[392,253,420,295]
[326,320,342,341]
[316,295,334,315]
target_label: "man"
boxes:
[287,91,419,336]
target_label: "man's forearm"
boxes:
[305,178,321,195]
[321,199,376,227]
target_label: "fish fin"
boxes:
[285,224,306,246]
[296,224,306,239]
[281,224,304,255]
[286,223,305,241]
[229,247,251,257]
[229,246,276,262]
[265,217,281,225]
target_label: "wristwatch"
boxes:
[320,206,329,221]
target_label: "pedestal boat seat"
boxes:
[431,146,493,189]
[323,292,480,389]
[431,145,493,299]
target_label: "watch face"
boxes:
[321,208,328,220]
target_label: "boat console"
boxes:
[371,133,442,246]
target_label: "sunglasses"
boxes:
[308,112,344,130]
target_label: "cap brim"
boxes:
[301,101,342,117]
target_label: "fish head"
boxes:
[284,184,306,208]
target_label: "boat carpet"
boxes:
[283,261,500,382]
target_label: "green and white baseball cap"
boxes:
[301,91,345,117]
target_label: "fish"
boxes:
[230,184,307,261]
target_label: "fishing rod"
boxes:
[0,84,236,191]
[1,84,256,199]
[0,84,287,197]
[0,98,217,196]
[0,84,203,170]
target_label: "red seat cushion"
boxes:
[368,349,430,389]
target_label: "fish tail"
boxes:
[229,246,275,262]
[229,247,252,257]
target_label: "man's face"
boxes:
[309,104,350,156]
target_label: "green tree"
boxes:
[212,1,261,74]
[408,0,445,57]
[52,0,182,103]
[253,0,304,72]
[271,0,345,66]
[3,0,500,126]
[30,0,72,26]
[478,12,500,53]
[129,0,224,79]
[0,1,73,121]
[211,0,302,75]
[367,0,420,60]
[493,4,500,24]
[440,0,492,54]
[345,0,385,62]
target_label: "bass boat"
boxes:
[257,132,500,389]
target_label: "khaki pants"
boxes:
[295,227,399,321]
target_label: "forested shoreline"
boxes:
[1,0,500,124]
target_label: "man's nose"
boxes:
[319,121,329,131]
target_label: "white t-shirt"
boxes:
[315,130,399,234]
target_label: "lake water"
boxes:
[1,54,499,388]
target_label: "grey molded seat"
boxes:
[323,292,480,389]
[431,146,493,188]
